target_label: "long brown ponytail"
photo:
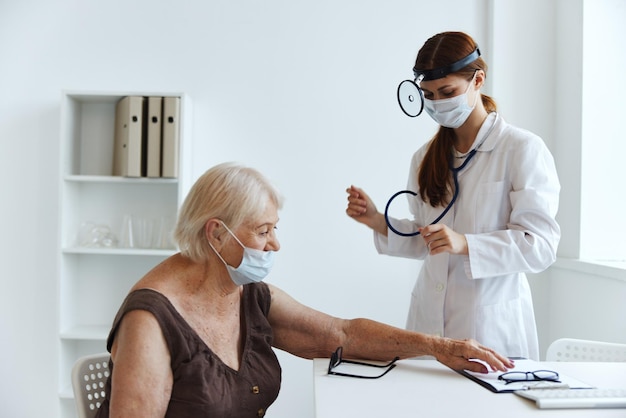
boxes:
[414,32,497,207]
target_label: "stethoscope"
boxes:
[384,113,498,237]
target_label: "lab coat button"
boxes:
[435,283,444,292]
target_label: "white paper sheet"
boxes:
[459,359,595,393]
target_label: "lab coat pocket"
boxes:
[475,298,528,358]
[475,181,509,233]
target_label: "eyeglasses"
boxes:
[498,370,560,385]
[327,346,399,379]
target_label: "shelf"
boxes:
[64,174,178,184]
[57,90,191,416]
[63,247,176,256]
[60,325,110,340]
[59,384,74,400]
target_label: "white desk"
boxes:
[313,358,626,418]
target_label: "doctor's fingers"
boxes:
[426,237,451,255]
[429,227,468,255]
[346,195,367,215]
[420,223,449,236]
[346,185,373,203]
[346,205,366,217]
[347,186,377,214]
[427,234,467,256]
[421,226,444,246]
[421,225,464,253]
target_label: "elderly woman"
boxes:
[96,162,513,418]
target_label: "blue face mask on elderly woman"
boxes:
[208,221,275,286]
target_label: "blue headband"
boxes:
[413,48,481,81]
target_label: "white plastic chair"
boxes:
[71,353,111,418]
[546,338,626,362]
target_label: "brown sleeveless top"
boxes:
[95,283,282,418]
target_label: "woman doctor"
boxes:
[345,31,560,360]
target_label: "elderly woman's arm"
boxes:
[108,310,173,417]
[267,284,512,373]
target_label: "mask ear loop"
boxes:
[205,220,243,264]
[206,221,252,272]
[219,221,245,248]
[467,69,480,107]
[204,220,228,265]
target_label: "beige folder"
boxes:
[161,97,180,178]
[146,96,163,178]
[113,96,144,177]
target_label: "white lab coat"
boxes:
[375,113,560,360]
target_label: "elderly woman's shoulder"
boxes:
[130,254,194,292]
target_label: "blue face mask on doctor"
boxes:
[208,221,275,286]
[423,71,478,128]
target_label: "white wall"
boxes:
[547,0,626,347]
[487,0,558,357]
[0,1,624,417]
[579,0,626,260]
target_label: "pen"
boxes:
[522,383,570,390]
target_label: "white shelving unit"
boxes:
[56,91,192,417]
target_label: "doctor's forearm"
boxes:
[369,212,388,236]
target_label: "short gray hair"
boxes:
[174,162,284,263]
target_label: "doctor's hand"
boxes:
[345,185,387,236]
[419,224,468,256]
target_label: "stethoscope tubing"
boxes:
[384,147,478,237]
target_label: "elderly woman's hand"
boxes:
[433,337,514,373]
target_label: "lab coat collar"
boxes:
[473,112,501,153]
